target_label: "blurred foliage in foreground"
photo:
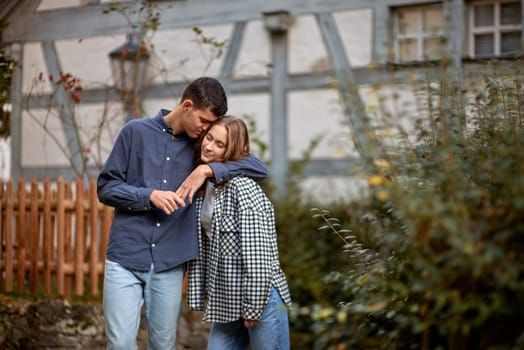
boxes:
[275,62,524,350]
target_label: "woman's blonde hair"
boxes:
[197,115,250,163]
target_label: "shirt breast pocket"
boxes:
[219,215,241,257]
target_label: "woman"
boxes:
[187,116,292,350]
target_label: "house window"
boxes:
[470,1,522,57]
[393,4,446,63]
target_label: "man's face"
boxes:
[182,103,218,139]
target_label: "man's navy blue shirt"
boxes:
[97,109,268,272]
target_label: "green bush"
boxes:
[300,65,524,349]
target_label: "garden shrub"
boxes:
[301,65,524,349]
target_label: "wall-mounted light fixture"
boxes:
[109,31,150,119]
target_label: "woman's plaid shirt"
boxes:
[187,176,292,323]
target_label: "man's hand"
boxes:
[175,164,213,204]
[150,190,186,215]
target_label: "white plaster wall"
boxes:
[289,15,331,74]
[288,89,357,160]
[149,25,231,82]
[0,138,10,181]
[227,93,271,160]
[56,35,121,87]
[287,9,373,74]
[22,42,52,94]
[334,9,373,67]
[22,36,119,94]
[233,20,271,78]
[299,175,369,204]
[143,99,174,117]
[22,108,67,167]
[21,102,125,168]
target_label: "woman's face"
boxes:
[200,124,227,163]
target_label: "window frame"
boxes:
[468,0,522,58]
[392,3,446,63]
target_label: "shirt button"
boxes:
[166,156,170,161]
[151,243,156,248]
[128,207,132,210]
[162,128,166,132]
[156,223,160,227]
[163,179,167,184]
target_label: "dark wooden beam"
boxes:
[23,66,451,108]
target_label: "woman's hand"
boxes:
[175,164,213,204]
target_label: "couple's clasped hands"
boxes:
[150,164,213,215]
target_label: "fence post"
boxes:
[74,178,85,296]
[89,178,99,295]
[17,177,26,293]
[4,179,14,291]
[56,177,65,297]
[43,178,52,295]
[29,178,39,293]
[64,183,72,300]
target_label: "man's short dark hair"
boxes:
[181,77,228,117]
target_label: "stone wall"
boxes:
[0,296,210,349]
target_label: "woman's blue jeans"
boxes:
[103,259,184,350]
[207,286,290,350]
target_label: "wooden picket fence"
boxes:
[0,177,114,300]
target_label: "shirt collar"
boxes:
[155,109,191,139]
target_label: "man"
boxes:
[97,77,267,350]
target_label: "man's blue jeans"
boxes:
[103,259,184,350]
[207,286,290,350]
